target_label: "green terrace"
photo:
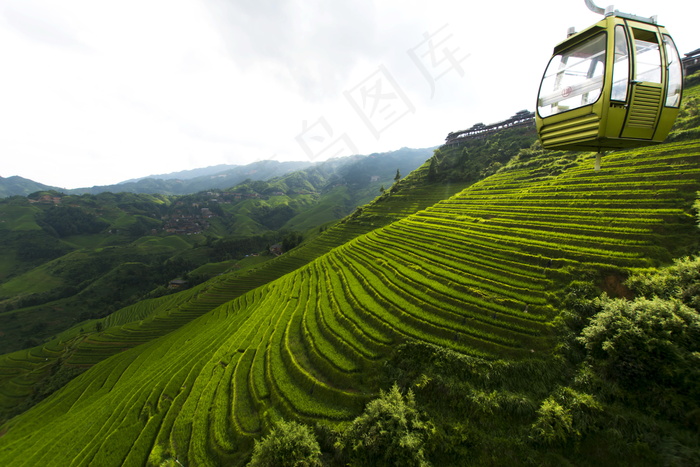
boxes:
[0,175,470,419]
[1,119,698,465]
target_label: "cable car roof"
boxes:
[553,2,667,54]
[552,12,667,55]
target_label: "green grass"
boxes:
[0,177,466,422]
[60,233,112,249]
[190,255,272,278]
[131,235,193,250]
[0,90,699,464]
[0,266,64,299]
[0,205,42,231]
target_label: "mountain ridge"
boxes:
[118,163,244,183]
[1,147,437,198]
[0,175,58,198]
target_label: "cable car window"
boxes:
[611,25,630,101]
[663,34,682,107]
[538,33,606,118]
[632,28,662,83]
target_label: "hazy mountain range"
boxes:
[1,148,436,198]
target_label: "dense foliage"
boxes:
[580,295,699,390]
[261,258,700,466]
[335,384,433,467]
[577,257,700,425]
[247,420,322,467]
[37,206,109,237]
[429,125,537,183]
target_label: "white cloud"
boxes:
[0,0,696,188]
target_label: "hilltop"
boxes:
[0,176,57,199]
[0,77,698,465]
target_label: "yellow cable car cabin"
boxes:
[536,9,683,152]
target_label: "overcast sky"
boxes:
[1,0,696,189]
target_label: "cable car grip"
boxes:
[584,0,614,16]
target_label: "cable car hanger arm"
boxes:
[584,0,609,16]
[583,0,658,24]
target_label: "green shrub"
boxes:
[625,256,700,309]
[530,387,602,446]
[578,296,700,390]
[336,384,434,467]
[531,398,574,445]
[247,419,322,467]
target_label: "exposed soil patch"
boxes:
[601,274,634,299]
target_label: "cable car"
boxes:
[536,1,683,154]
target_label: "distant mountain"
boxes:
[69,160,314,196]
[1,149,438,198]
[0,175,61,198]
[118,164,242,183]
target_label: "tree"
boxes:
[336,384,434,467]
[394,169,401,182]
[37,206,108,237]
[247,419,322,467]
[624,256,700,308]
[282,231,303,252]
[530,387,602,446]
[427,157,438,182]
[579,296,700,389]
[578,257,700,392]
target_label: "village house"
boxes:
[29,194,62,204]
[168,279,188,289]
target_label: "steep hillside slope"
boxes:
[0,171,469,424]
[0,193,194,354]
[1,115,698,464]
[0,147,436,354]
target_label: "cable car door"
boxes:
[620,25,664,140]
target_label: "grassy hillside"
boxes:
[0,149,435,354]
[0,79,698,464]
[0,85,698,464]
[0,165,473,424]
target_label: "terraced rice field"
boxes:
[0,179,467,419]
[1,139,699,465]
